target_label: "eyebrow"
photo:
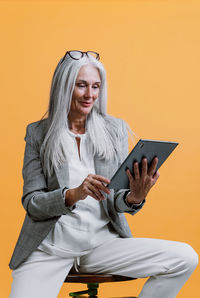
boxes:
[77,80,101,84]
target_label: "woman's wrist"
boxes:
[126,192,143,206]
[65,188,79,207]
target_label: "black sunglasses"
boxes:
[61,50,100,63]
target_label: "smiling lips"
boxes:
[80,101,92,107]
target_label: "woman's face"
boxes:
[70,64,101,118]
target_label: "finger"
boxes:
[90,174,111,185]
[126,167,134,183]
[94,180,111,195]
[88,181,105,198]
[152,170,160,182]
[88,176,111,195]
[141,157,148,179]
[88,190,104,201]
[148,157,158,176]
[133,161,140,180]
[82,183,101,200]
[87,184,105,200]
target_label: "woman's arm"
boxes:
[114,119,146,214]
[114,119,159,213]
[21,124,76,221]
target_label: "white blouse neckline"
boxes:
[66,127,87,138]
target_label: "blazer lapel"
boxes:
[54,160,69,189]
[94,155,109,215]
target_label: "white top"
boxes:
[38,127,119,259]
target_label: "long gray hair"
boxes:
[39,52,135,177]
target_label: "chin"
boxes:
[80,106,93,115]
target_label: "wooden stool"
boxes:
[65,271,137,298]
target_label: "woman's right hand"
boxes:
[65,174,111,207]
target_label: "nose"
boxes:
[84,86,93,98]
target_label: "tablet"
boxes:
[107,139,179,190]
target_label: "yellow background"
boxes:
[0,0,199,297]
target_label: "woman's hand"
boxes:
[65,174,111,206]
[125,157,160,205]
[77,174,111,201]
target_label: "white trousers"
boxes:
[10,237,198,298]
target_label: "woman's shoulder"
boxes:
[104,114,125,125]
[26,118,48,130]
[24,118,49,144]
[104,114,127,131]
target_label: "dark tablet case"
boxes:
[108,139,179,190]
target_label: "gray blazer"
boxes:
[9,117,145,270]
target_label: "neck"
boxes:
[68,113,87,134]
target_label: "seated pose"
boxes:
[9,50,198,298]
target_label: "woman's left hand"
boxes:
[125,157,160,205]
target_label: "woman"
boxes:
[9,51,198,298]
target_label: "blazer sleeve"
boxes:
[21,124,76,222]
[114,119,146,214]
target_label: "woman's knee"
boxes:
[175,242,199,272]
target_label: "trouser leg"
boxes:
[79,237,198,298]
[9,248,74,298]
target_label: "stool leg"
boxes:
[69,283,99,297]
[87,283,98,298]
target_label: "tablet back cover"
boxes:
[108,139,178,190]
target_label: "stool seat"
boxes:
[65,272,136,283]
[65,272,137,297]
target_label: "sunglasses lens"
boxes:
[87,51,99,60]
[69,51,83,59]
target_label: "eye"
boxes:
[77,84,85,88]
[93,85,100,89]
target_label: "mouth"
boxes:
[80,102,92,107]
